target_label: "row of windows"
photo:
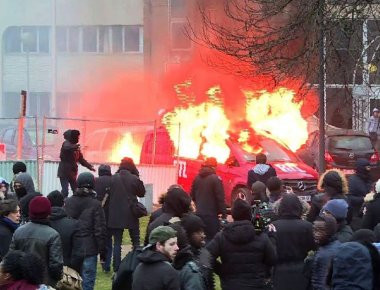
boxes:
[3,25,143,54]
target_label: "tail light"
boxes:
[325,152,333,163]
[370,152,379,163]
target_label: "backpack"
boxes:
[112,247,143,290]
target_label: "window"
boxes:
[28,92,50,117]
[170,0,186,18]
[68,27,80,52]
[1,92,21,117]
[171,22,191,50]
[368,20,380,85]
[56,27,68,52]
[83,26,97,52]
[3,26,50,53]
[111,26,123,53]
[124,26,140,52]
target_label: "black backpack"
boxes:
[112,247,143,290]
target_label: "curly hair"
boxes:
[2,250,45,285]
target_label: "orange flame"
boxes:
[245,88,308,151]
[109,133,140,164]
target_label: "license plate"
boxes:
[299,195,311,202]
[342,169,355,175]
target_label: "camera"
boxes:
[251,200,273,233]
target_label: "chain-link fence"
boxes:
[41,117,181,166]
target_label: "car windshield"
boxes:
[328,136,373,151]
[241,139,299,162]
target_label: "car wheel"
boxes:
[231,187,252,204]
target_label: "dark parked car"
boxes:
[297,129,380,180]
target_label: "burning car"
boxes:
[140,129,318,206]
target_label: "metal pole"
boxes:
[17,91,27,160]
[40,116,47,193]
[152,120,157,164]
[318,0,326,173]
[51,0,57,116]
[35,116,40,190]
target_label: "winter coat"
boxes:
[64,188,107,257]
[0,279,40,290]
[173,247,206,290]
[362,193,380,230]
[192,247,214,290]
[49,206,84,272]
[94,171,112,204]
[331,242,373,290]
[0,217,18,261]
[57,130,92,179]
[272,218,315,289]
[311,240,341,290]
[132,249,180,290]
[306,193,348,223]
[271,194,315,290]
[190,166,226,217]
[334,223,353,243]
[206,220,276,290]
[9,221,63,286]
[247,164,277,188]
[14,173,41,222]
[107,170,145,229]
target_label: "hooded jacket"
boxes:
[64,187,106,257]
[107,169,145,230]
[94,164,112,205]
[57,129,93,179]
[190,166,226,217]
[0,217,18,261]
[15,173,41,222]
[132,249,180,290]
[49,206,84,272]
[347,159,372,210]
[206,220,276,290]
[331,242,373,290]
[247,163,277,188]
[272,195,315,290]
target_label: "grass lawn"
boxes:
[94,216,221,290]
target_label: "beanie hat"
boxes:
[12,162,27,174]
[29,196,51,219]
[181,214,205,236]
[77,172,95,189]
[149,225,177,244]
[322,199,348,220]
[47,190,64,207]
[98,164,111,176]
[231,198,252,221]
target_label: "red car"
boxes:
[140,128,319,206]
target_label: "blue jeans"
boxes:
[60,177,77,198]
[81,255,97,290]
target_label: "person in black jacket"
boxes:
[104,158,146,273]
[13,172,41,223]
[362,179,380,230]
[307,169,349,223]
[145,186,191,245]
[9,196,63,287]
[347,158,372,229]
[272,194,315,290]
[0,199,20,262]
[94,164,112,204]
[247,153,277,188]
[57,129,95,198]
[132,225,180,290]
[207,199,276,290]
[47,190,84,273]
[191,157,227,242]
[64,172,107,290]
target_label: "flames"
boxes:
[109,133,140,164]
[162,83,310,163]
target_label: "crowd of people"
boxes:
[0,130,380,290]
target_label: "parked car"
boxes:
[0,127,37,160]
[140,129,319,206]
[297,129,380,180]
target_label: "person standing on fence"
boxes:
[57,129,95,198]
[368,108,380,148]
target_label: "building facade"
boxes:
[0,0,144,118]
